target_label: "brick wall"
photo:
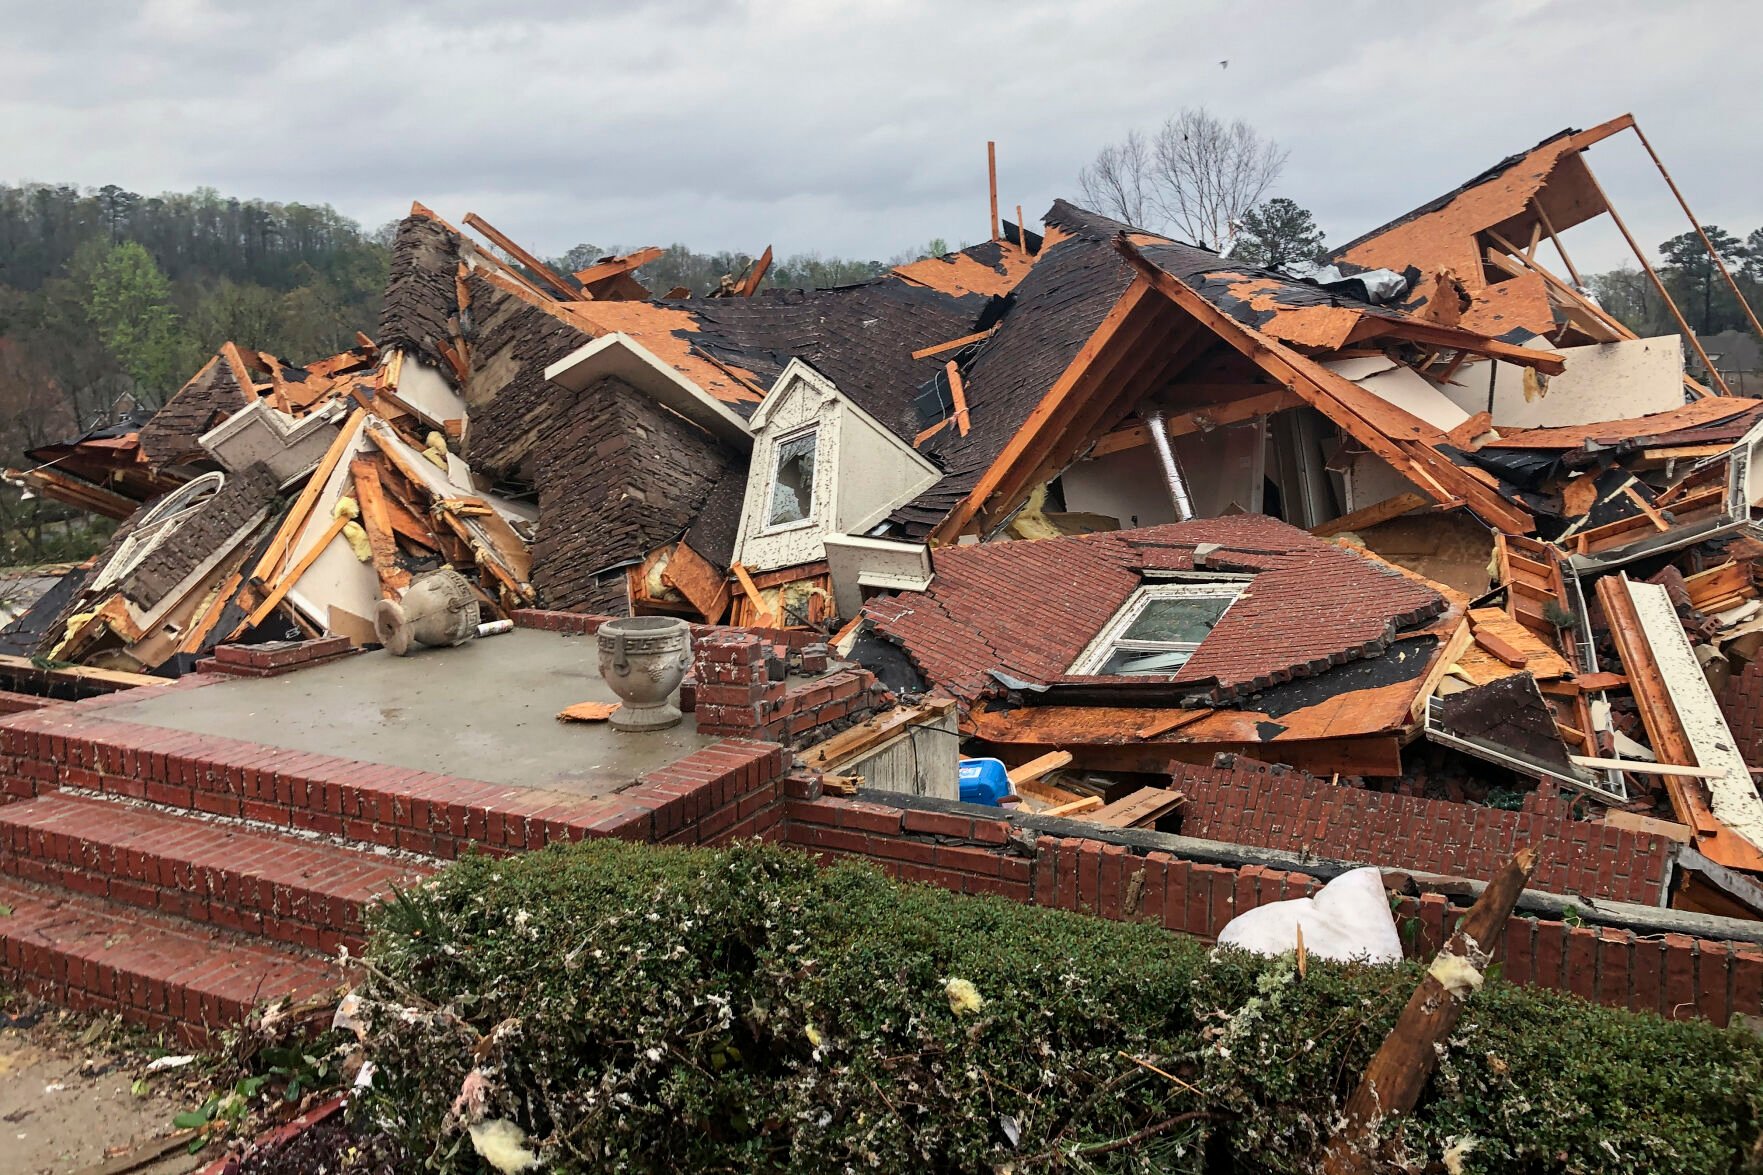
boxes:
[1172,755,1675,906]
[780,786,1763,1026]
[511,607,824,650]
[0,693,789,861]
[1720,657,1763,765]
[691,631,890,744]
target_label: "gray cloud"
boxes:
[1,0,1757,270]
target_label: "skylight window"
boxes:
[1069,582,1245,677]
[766,428,818,528]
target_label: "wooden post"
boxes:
[987,141,1000,243]
[1574,158,1733,395]
[1529,198,1584,288]
[1319,847,1539,1175]
[1627,120,1763,343]
[1015,203,1026,250]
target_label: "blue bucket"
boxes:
[958,758,1011,807]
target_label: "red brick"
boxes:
[902,810,974,840]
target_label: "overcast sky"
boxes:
[2,0,1757,273]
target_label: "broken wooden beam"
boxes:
[1006,750,1073,788]
[735,245,773,297]
[463,212,579,300]
[911,328,998,361]
[1320,846,1539,1175]
[1310,492,1431,538]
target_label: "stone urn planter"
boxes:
[374,569,481,657]
[597,616,693,731]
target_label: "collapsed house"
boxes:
[10,113,1763,922]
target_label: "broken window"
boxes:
[766,429,818,528]
[1071,582,1244,677]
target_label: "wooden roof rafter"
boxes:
[1116,237,1535,534]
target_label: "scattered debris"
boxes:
[10,114,1763,923]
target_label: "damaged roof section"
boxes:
[865,515,1446,707]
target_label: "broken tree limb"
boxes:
[1319,845,1538,1175]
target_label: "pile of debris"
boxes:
[11,113,1763,920]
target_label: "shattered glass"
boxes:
[1119,594,1235,644]
[767,431,817,527]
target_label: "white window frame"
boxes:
[1068,580,1248,676]
[761,424,821,535]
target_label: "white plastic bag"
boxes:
[1215,866,1402,964]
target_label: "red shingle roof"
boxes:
[863,515,1446,706]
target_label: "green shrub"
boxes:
[355,840,1763,1173]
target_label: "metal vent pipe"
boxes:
[1142,408,1196,521]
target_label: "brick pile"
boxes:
[691,630,890,743]
[196,636,357,678]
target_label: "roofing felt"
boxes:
[862,515,1446,707]
[890,201,1142,538]
[1137,240,1414,351]
[643,276,994,440]
[891,237,1038,299]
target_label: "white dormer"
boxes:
[732,360,941,574]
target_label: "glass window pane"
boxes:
[767,431,817,526]
[1119,595,1235,643]
[1098,647,1192,676]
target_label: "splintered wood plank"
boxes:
[730,563,775,627]
[1042,796,1104,819]
[1006,751,1073,788]
[349,457,411,598]
[246,408,366,601]
[463,212,578,299]
[1310,492,1430,538]
[660,541,731,623]
[1087,786,1184,829]
[1013,777,1087,809]
[910,328,997,361]
[557,702,620,723]
[801,698,959,770]
[235,514,349,636]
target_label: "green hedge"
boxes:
[355,840,1763,1173]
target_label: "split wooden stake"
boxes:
[987,140,1000,242]
[947,359,971,437]
[1319,846,1538,1174]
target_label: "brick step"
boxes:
[0,877,338,1045]
[0,792,434,954]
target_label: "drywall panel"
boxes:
[1174,421,1265,517]
[395,358,467,425]
[285,426,380,630]
[1342,452,1422,514]
[1325,358,1471,433]
[1060,446,1179,529]
[1488,334,1686,428]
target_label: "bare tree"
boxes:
[1077,129,1153,229]
[1077,108,1288,251]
